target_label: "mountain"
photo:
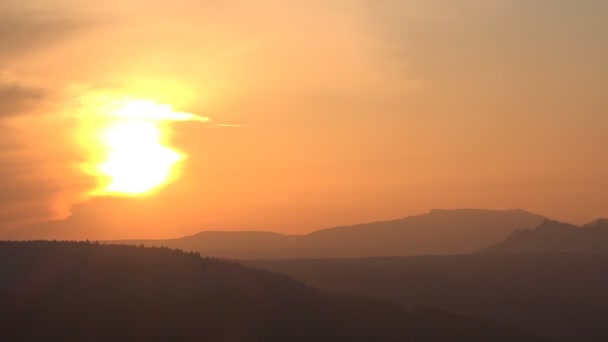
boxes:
[114,209,545,259]
[248,254,608,341]
[480,219,608,254]
[583,218,608,228]
[0,241,545,341]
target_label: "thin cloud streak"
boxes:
[211,124,250,128]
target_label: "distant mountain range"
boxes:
[113,209,546,259]
[480,218,608,254]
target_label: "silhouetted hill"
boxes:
[249,254,608,341]
[583,218,608,228]
[0,241,545,341]
[115,209,544,259]
[480,219,608,254]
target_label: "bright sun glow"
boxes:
[83,98,209,196]
[100,121,182,194]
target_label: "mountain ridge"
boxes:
[480,218,608,254]
[112,209,545,259]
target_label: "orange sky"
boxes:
[1,0,607,240]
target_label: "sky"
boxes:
[1,0,607,240]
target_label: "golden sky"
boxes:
[1,0,607,239]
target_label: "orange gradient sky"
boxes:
[0,0,606,240]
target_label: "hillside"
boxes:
[114,209,545,259]
[0,241,544,341]
[249,254,608,341]
[480,219,608,254]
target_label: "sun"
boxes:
[99,120,183,195]
[81,98,208,196]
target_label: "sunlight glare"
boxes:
[99,121,183,195]
[82,98,208,196]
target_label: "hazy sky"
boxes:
[1,0,606,239]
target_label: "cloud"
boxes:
[212,124,249,128]
[0,83,45,117]
[0,130,56,228]
[0,9,96,233]
[0,121,94,232]
[0,11,90,64]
